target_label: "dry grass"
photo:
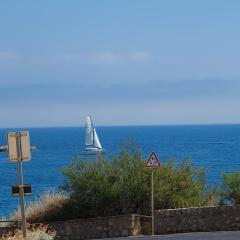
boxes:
[11,192,68,223]
[0,225,56,240]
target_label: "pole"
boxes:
[151,170,155,235]
[16,132,27,238]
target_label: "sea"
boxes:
[1,124,240,218]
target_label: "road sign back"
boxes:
[7,131,31,162]
[145,152,160,168]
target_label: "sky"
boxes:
[1,0,240,127]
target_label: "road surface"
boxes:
[100,231,240,240]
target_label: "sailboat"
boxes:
[0,145,8,152]
[82,116,105,154]
[0,145,38,152]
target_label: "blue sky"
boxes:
[1,1,240,127]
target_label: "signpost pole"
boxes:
[145,151,160,236]
[16,132,27,238]
[151,170,154,235]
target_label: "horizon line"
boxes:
[1,122,240,129]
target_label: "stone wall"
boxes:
[0,221,18,237]
[139,216,152,235]
[3,206,240,239]
[47,214,151,240]
[155,205,240,234]
[0,226,15,236]
[0,215,151,239]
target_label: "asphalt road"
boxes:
[100,231,240,240]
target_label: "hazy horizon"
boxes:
[1,122,240,130]
[1,1,240,127]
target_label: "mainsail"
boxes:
[84,116,103,152]
[85,116,94,146]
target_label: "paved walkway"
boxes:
[100,231,240,240]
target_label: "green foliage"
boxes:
[61,143,215,219]
[154,160,214,209]
[220,172,240,204]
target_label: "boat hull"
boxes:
[81,148,105,155]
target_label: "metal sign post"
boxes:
[151,170,154,235]
[145,151,161,235]
[17,139,27,238]
[7,131,31,239]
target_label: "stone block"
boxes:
[236,222,240,228]
[65,224,72,235]
[72,224,80,234]
[96,225,103,231]
[103,226,109,231]
[198,219,205,226]
[191,208,198,214]
[165,210,171,217]
[108,219,113,226]
[186,208,192,214]
[191,224,198,231]
[170,210,175,216]
[121,229,129,237]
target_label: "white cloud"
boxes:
[87,51,151,64]
[128,51,150,61]
[62,54,83,63]
[87,52,122,64]
[38,51,151,65]
[0,52,18,61]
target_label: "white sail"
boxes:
[85,116,93,146]
[93,128,102,149]
[83,115,105,154]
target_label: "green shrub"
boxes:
[220,172,240,204]
[61,143,215,219]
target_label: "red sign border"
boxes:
[145,151,161,168]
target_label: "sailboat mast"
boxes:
[90,116,95,147]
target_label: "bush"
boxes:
[61,143,215,219]
[220,172,240,204]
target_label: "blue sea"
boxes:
[1,125,240,218]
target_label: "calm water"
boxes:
[0,125,240,217]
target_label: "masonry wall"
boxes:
[0,226,15,236]
[155,205,240,234]
[0,215,151,239]
[3,206,240,239]
[47,214,150,240]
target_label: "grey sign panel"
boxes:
[7,131,31,162]
[7,132,18,162]
[20,132,31,161]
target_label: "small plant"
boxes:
[0,225,56,240]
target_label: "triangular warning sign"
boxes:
[145,152,160,168]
